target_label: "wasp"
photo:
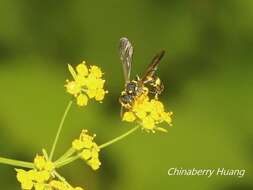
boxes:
[119,37,165,111]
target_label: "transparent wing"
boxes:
[119,37,133,83]
[141,50,165,81]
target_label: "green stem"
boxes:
[55,154,80,168]
[49,101,73,161]
[99,126,139,149]
[54,171,72,187]
[0,156,33,168]
[55,148,75,163]
[42,149,49,160]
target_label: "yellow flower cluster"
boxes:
[65,61,107,106]
[49,180,83,190]
[72,130,101,170]
[122,93,173,133]
[16,155,83,190]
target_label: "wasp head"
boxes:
[125,81,138,95]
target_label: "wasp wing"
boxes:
[119,37,133,83]
[141,50,165,82]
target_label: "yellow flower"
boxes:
[80,130,94,149]
[72,130,101,170]
[142,116,155,130]
[50,180,68,190]
[65,81,81,96]
[76,61,88,76]
[44,161,54,172]
[91,146,99,158]
[122,112,136,122]
[122,94,173,132]
[16,154,85,190]
[16,169,33,190]
[16,154,53,190]
[87,157,101,170]
[81,149,92,160]
[34,183,46,190]
[85,75,105,90]
[164,112,173,125]
[77,94,88,106]
[65,62,107,107]
[89,65,102,78]
[34,154,54,172]
[72,139,85,150]
[16,169,50,189]
[135,109,147,119]
[34,155,46,170]
[95,88,106,101]
[87,88,97,98]
[33,170,50,183]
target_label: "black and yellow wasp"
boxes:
[119,37,165,111]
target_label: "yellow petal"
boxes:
[151,99,164,113]
[65,81,81,95]
[27,170,37,180]
[88,158,101,170]
[16,169,28,182]
[44,161,54,171]
[85,75,105,90]
[80,130,94,142]
[135,110,147,119]
[87,89,96,98]
[142,116,155,130]
[89,65,102,78]
[122,112,136,122]
[91,147,99,158]
[16,169,34,189]
[33,171,50,183]
[95,89,106,101]
[83,138,93,149]
[34,155,46,170]
[76,75,87,86]
[72,139,85,150]
[76,62,88,76]
[77,94,88,106]
[50,180,67,190]
[34,183,45,190]
[21,180,33,190]
[81,149,92,160]
[162,112,172,124]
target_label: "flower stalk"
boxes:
[99,126,139,149]
[55,154,81,168]
[55,148,75,163]
[0,156,33,168]
[49,100,73,161]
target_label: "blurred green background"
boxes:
[0,0,252,189]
